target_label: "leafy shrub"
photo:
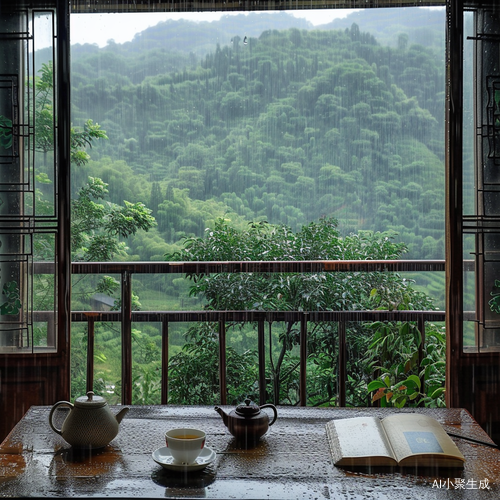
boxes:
[367,321,446,407]
[167,217,441,406]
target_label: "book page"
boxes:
[326,416,397,467]
[380,413,465,467]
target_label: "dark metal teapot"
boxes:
[215,398,278,443]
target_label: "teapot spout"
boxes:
[115,406,129,424]
[214,406,229,427]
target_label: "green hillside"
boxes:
[68,11,445,260]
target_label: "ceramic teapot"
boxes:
[215,398,278,442]
[49,391,129,449]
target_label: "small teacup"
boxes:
[165,428,206,465]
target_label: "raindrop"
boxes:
[243,36,248,45]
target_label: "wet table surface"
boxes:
[0,406,499,499]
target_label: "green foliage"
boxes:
[31,63,156,267]
[70,19,445,261]
[168,323,258,405]
[33,62,55,155]
[167,218,438,406]
[95,275,120,296]
[71,120,108,166]
[132,365,162,405]
[366,321,446,408]
[71,176,156,262]
[368,375,421,408]
[0,115,12,149]
[34,62,108,163]
[28,63,156,396]
[0,281,22,315]
[488,279,500,314]
[168,218,432,313]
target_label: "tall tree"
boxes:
[33,63,156,307]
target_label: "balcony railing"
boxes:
[58,260,446,407]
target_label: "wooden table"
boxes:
[0,406,499,498]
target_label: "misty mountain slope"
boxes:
[68,12,445,260]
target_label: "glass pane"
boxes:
[463,233,476,350]
[463,11,475,217]
[33,12,56,218]
[1,10,57,353]
[465,7,500,351]
[33,232,57,352]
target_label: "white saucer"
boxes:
[152,446,216,472]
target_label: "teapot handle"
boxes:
[259,404,278,426]
[48,401,73,435]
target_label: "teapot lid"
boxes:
[235,398,260,416]
[74,391,107,408]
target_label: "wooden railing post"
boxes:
[86,315,95,394]
[299,313,308,406]
[258,319,266,405]
[219,316,227,404]
[161,318,169,404]
[338,320,346,407]
[121,270,133,405]
[418,315,426,401]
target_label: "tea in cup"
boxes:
[165,428,206,465]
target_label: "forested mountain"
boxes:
[67,9,446,260]
[323,7,445,50]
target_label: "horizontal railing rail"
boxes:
[33,259,452,275]
[35,260,450,406]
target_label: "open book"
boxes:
[326,413,465,468]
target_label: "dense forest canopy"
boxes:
[61,8,446,261]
